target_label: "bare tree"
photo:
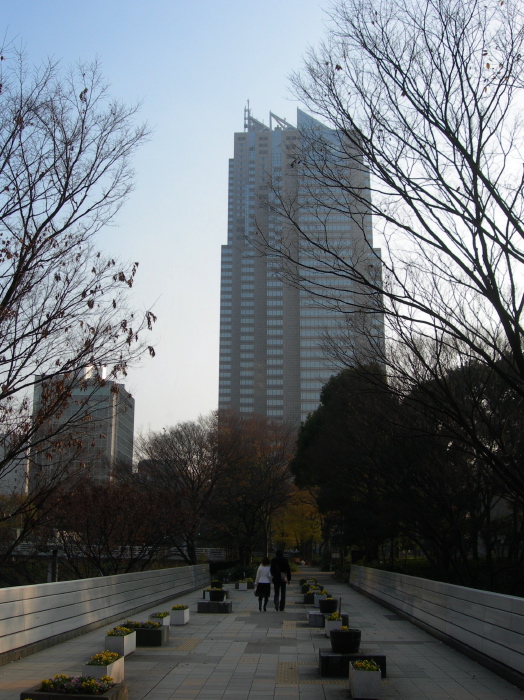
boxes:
[136,414,225,565]
[212,412,296,563]
[0,49,153,526]
[51,480,169,577]
[259,0,524,398]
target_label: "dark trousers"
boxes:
[273,579,287,610]
[257,582,270,610]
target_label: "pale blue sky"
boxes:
[2,0,331,434]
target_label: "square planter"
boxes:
[149,615,170,626]
[247,581,255,589]
[319,650,387,679]
[308,610,324,627]
[105,632,136,657]
[236,582,248,591]
[349,664,381,699]
[324,615,349,637]
[82,656,124,684]
[135,626,169,646]
[21,683,128,700]
[314,593,323,607]
[171,608,190,625]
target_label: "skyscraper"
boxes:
[31,370,135,483]
[218,107,382,424]
[0,438,28,495]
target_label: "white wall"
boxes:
[350,566,524,678]
[0,564,209,658]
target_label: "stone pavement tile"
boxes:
[440,678,524,699]
[390,677,450,699]
[274,691,299,697]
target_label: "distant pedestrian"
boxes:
[254,556,272,611]
[271,549,291,611]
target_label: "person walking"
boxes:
[271,549,291,611]
[254,556,272,611]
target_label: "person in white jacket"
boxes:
[254,556,272,611]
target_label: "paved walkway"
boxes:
[0,568,523,700]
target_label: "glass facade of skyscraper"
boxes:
[219,108,382,424]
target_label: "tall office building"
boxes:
[31,370,135,483]
[218,107,382,424]
[0,438,28,495]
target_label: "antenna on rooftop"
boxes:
[244,100,250,131]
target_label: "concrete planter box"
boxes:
[319,650,387,679]
[247,581,255,589]
[236,582,248,591]
[324,615,349,637]
[349,664,381,698]
[314,593,323,607]
[21,684,128,700]
[209,589,226,601]
[135,626,169,646]
[105,632,136,657]
[171,608,190,625]
[82,656,124,684]
[149,614,170,626]
[304,592,315,604]
[308,610,325,627]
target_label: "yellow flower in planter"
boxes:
[353,659,380,672]
[87,651,121,665]
[325,612,342,621]
[107,626,133,636]
[39,674,115,693]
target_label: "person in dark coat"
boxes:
[270,549,291,611]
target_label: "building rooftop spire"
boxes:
[244,102,270,132]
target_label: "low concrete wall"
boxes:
[350,565,524,688]
[0,564,209,663]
